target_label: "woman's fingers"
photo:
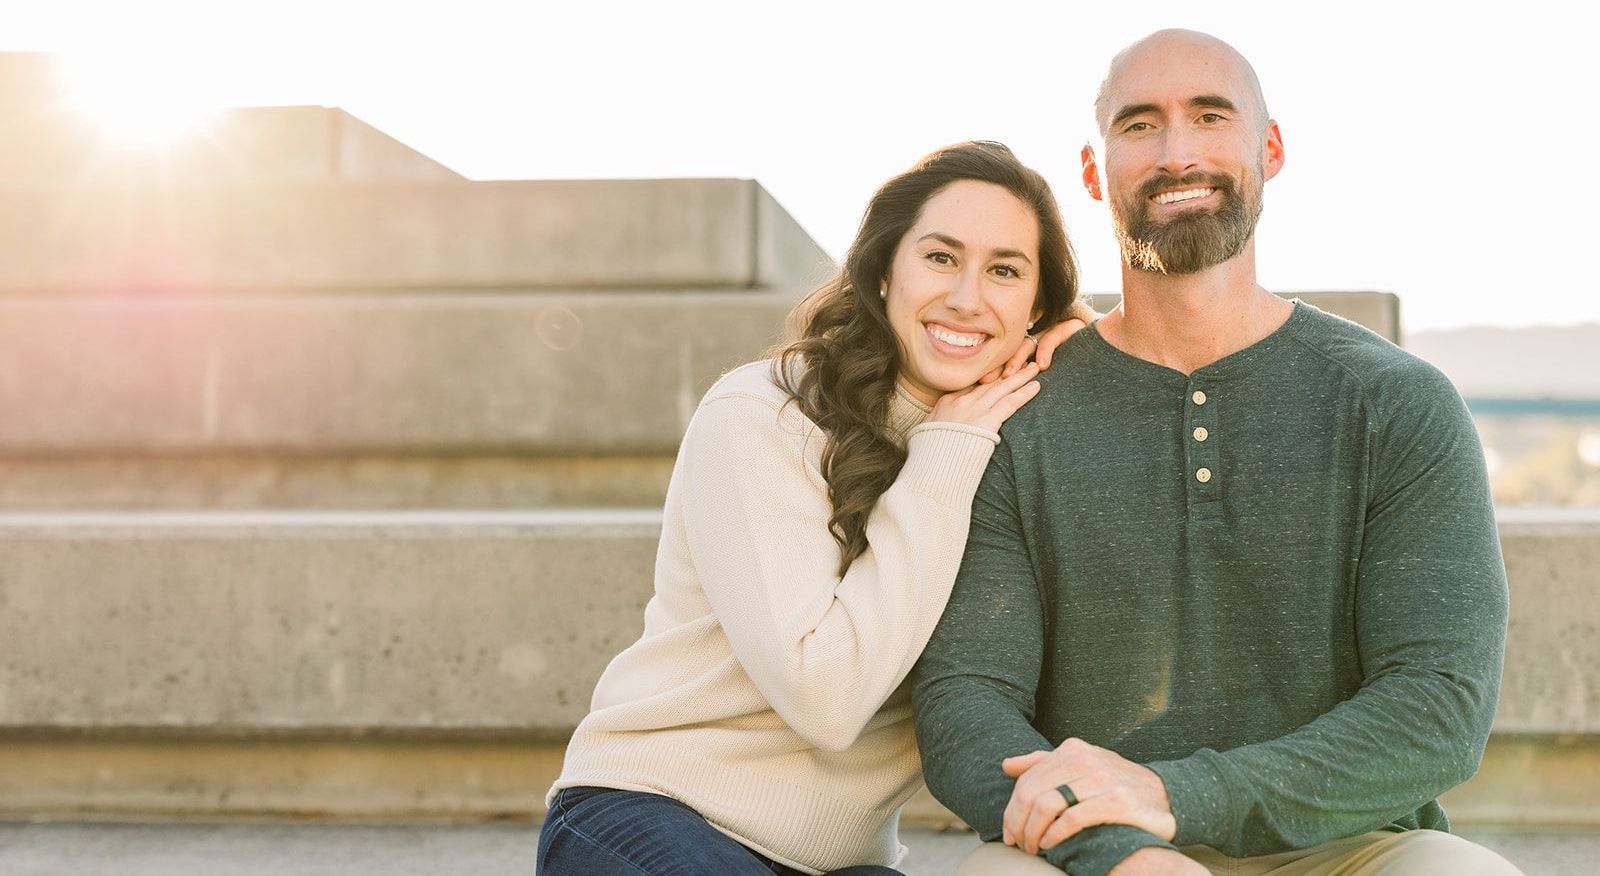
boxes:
[1000,335,1039,379]
[1034,318,1087,371]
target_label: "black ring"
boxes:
[1057,783,1079,807]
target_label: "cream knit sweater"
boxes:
[549,360,1002,874]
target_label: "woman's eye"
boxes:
[993,264,1020,279]
[926,251,955,265]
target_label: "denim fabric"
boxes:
[537,786,904,876]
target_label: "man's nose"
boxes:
[1157,125,1202,177]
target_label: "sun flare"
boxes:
[56,52,220,149]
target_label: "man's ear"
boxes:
[1262,120,1285,182]
[1081,143,1103,202]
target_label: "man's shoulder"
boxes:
[1288,303,1460,409]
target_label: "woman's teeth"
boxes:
[929,325,985,347]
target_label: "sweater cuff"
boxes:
[1041,824,1177,875]
[1148,749,1236,848]
[898,422,1000,507]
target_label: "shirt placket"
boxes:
[1184,381,1221,510]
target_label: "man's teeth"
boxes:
[929,325,984,347]
[1153,187,1215,205]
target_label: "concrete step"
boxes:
[0,509,1591,737]
[1,735,1595,830]
[0,179,830,292]
[0,455,676,510]
[0,818,1592,875]
[0,290,801,457]
[0,293,1388,507]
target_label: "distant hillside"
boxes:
[1406,324,1600,400]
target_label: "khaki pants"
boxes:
[956,830,1524,875]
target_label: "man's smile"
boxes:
[1151,187,1216,206]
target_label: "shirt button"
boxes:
[1193,426,1209,442]
[1192,390,1208,405]
[1196,467,1213,483]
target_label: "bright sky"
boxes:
[7,0,1597,332]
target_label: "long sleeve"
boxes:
[1148,361,1509,855]
[677,390,998,752]
[911,437,1175,874]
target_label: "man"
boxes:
[910,29,1520,876]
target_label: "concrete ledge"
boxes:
[0,291,799,454]
[0,179,829,291]
[0,291,1397,460]
[0,511,1592,736]
[0,455,676,510]
[1,736,1593,826]
[1081,292,1401,344]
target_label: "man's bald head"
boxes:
[1094,29,1270,137]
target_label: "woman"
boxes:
[539,141,1089,875]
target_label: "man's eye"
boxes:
[927,251,955,265]
[1123,121,1152,133]
[1199,113,1224,123]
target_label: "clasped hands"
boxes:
[1000,737,1177,855]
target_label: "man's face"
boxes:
[1096,36,1278,275]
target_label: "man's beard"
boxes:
[1112,169,1263,275]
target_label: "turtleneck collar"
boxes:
[885,380,934,446]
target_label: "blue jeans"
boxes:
[537,786,905,876]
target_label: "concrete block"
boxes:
[0,511,1591,737]
[1495,509,1600,734]
[0,510,661,736]
[0,455,676,510]
[0,291,798,455]
[1081,291,1401,343]
[0,179,791,291]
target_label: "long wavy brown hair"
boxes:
[774,141,1077,575]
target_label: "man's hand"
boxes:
[1000,737,1177,854]
[1106,848,1208,876]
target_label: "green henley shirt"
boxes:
[910,301,1508,875]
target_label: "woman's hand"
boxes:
[929,362,1041,433]
[990,299,1103,382]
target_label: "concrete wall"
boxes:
[0,179,831,291]
[0,513,1591,738]
[0,512,1592,823]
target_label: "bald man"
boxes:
[910,30,1520,876]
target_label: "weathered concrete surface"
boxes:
[1082,292,1402,344]
[0,292,797,455]
[0,455,676,510]
[0,292,1390,463]
[0,736,1595,828]
[0,512,1592,736]
[0,179,830,291]
[1497,509,1600,734]
[0,510,661,735]
[0,822,1589,876]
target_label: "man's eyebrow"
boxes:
[1109,102,1159,129]
[1191,94,1238,112]
[918,232,1033,265]
[1109,95,1240,129]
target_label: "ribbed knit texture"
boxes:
[911,301,1509,875]
[552,360,1002,874]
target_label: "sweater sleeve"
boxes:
[1148,361,1509,855]
[911,437,1176,875]
[676,391,999,752]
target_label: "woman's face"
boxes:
[884,180,1042,406]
